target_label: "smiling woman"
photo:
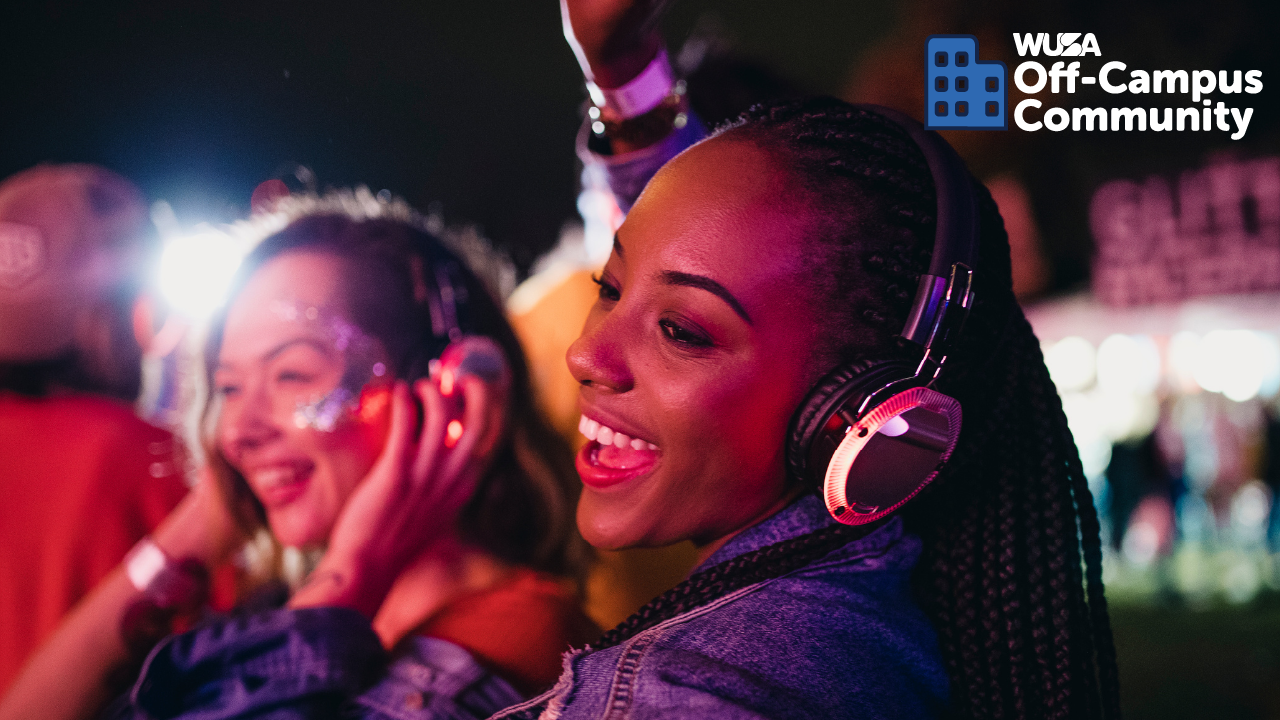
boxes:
[505,93,1122,718]
[0,193,595,720]
[212,251,390,551]
[569,140,825,555]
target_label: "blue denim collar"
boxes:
[697,493,904,572]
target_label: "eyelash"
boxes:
[591,274,712,348]
[277,370,313,383]
[658,318,712,347]
[591,273,620,302]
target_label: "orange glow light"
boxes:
[445,419,464,448]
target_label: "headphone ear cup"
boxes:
[787,358,963,526]
[822,385,961,525]
[786,358,914,486]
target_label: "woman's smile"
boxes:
[574,411,661,489]
[244,461,316,509]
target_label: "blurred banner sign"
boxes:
[1089,156,1280,306]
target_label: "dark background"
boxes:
[0,0,897,272]
[2,0,1277,279]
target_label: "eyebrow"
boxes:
[659,270,753,325]
[216,337,335,372]
[613,234,753,324]
[264,337,334,362]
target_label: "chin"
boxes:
[575,493,665,551]
[268,513,329,550]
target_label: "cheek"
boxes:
[656,358,795,471]
[318,406,390,494]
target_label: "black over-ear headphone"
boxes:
[401,234,511,392]
[785,104,979,526]
[403,237,473,382]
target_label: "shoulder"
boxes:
[418,570,597,696]
[0,392,182,490]
[619,530,948,719]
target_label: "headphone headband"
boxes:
[787,103,981,525]
[404,237,473,382]
[853,105,979,356]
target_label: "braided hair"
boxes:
[599,97,1119,720]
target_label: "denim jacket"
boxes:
[120,608,523,720]
[489,495,949,720]
[122,497,945,720]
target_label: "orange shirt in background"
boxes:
[416,569,599,696]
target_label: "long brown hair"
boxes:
[203,193,586,591]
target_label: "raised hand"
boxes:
[290,339,510,619]
[561,0,673,87]
[153,463,245,569]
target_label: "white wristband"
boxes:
[586,48,676,119]
[124,537,168,592]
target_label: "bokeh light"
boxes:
[1044,335,1096,392]
[157,228,251,320]
[1096,334,1161,395]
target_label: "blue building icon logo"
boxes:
[925,35,1007,130]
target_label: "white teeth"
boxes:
[255,467,295,487]
[578,416,600,442]
[578,415,659,452]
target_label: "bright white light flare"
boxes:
[157,229,250,320]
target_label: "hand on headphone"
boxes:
[289,337,510,619]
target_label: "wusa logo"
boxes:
[1012,32,1101,57]
[924,35,1008,130]
[927,32,1263,139]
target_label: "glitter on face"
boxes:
[270,299,385,433]
[294,387,356,432]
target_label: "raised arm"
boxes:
[563,0,706,212]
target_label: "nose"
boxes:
[218,381,282,457]
[566,307,634,394]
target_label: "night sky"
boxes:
[0,0,894,272]
[2,1,1276,278]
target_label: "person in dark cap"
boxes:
[0,164,189,695]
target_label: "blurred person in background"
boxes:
[0,194,594,720]
[0,164,190,695]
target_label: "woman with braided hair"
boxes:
[480,88,1119,718]
[497,2,1121,715]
